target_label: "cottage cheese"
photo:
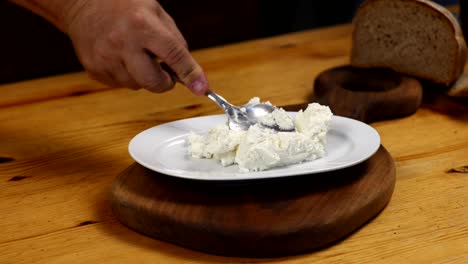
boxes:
[258,107,295,131]
[187,100,333,172]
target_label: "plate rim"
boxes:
[128,114,381,181]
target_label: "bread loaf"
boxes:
[351,0,467,85]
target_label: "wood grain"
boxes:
[0,23,467,263]
[111,147,395,257]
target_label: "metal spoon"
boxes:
[158,63,294,131]
[206,90,295,131]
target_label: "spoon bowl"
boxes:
[156,65,289,130]
[206,90,295,132]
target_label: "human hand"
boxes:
[64,0,208,95]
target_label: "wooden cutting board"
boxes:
[111,146,395,257]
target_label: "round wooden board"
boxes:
[111,146,395,257]
[312,65,423,123]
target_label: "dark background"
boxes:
[0,0,459,84]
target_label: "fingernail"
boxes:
[188,77,208,95]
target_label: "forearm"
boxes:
[8,0,84,32]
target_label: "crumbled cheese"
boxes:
[258,107,295,131]
[295,103,333,142]
[235,124,323,172]
[187,100,333,172]
[247,97,273,106]
[247,97,261,105]
[188,125,246,166]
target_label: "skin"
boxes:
[9,0,209,95]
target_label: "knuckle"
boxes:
[163,44,186,66]
[129,8,149,29]
[178,66,199,84]
[154,4,164,18]
[106,30,125,49]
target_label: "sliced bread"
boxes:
[351,0,466,85]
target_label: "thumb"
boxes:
[149,41,209,95]
[159,62,209,96]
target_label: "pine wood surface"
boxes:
[1,24,467,263]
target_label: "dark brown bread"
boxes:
[351,0,466,85]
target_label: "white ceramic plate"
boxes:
[128,114,380,181]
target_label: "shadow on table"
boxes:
[420,82,468,121]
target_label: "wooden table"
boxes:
[1,23,467,263]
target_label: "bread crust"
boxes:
[351,0,467,85]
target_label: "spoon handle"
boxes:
[159,60,239,117]
[206,90,234,112]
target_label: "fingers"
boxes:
[87,69,119,88]
[84,38,176,92]
[108,60,141,90]
[124,50,175,93]
[84,47,141,90]
[144,15,209,95]
[87,53,176,93]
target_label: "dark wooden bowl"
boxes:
[312,65,423,123]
